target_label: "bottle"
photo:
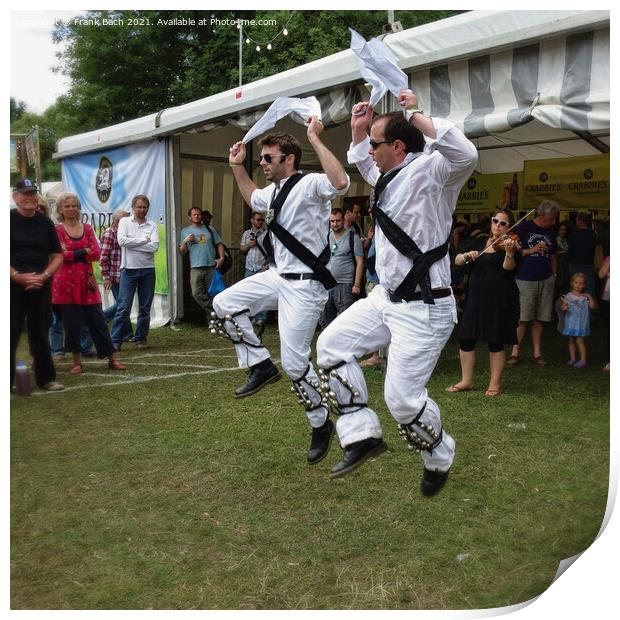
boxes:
[14,361,32,396]
[509,173,519,210]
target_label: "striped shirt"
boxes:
[99,226,122,283]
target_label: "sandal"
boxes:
[445,384,474,393]
[507,356,519,366]
[69,364,83,375]
[484,388,502,397]
[531,356,547,366]
[108,358,126,371]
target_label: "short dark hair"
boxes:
[259,133,302,170]
[132,194,150,208]
[330,207,344,217]
[343,203,361,214]
[371,112,426,154]
[188,207,202,217]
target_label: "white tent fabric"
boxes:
[55,10,609,163]
[411,28,609,137]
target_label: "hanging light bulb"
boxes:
[267,43,272,50]
[283,28,288,36]
[245,38,250,44]
[256,45,261,51]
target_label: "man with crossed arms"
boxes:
[316,92,478,493]
[210,117,349,465]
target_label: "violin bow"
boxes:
[464,208,536,264]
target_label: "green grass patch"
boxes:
[11,321,609,609]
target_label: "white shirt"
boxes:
[117,214,160,269]
[347,117,478,292]
[251,172,350,274]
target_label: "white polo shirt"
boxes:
[347,117,478,292]
[251,172,350,275]
[117,214,160,269]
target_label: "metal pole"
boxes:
[238,24,243,87]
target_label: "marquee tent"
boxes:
[54,9,610,323]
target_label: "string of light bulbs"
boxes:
[236,11,295,52]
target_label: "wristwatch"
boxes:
[405,108,424,122]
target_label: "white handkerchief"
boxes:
[242,96,322,144]
[349,28,408,105]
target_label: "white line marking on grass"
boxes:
[32,366,243,396]
[120,348,233,358]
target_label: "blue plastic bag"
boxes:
[208,269,226,296]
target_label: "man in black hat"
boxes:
[10,179,65,392]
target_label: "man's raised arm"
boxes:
[306,116,349,191]
[229,141,258,206]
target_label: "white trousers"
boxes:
[316,285,457,471]
[212,267,329,428]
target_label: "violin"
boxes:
[492,232,521,251]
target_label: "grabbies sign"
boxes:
[523,154,609,210]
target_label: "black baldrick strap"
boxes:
[262,173,305,263]
[263,173,337,290]
[372,205,449,305]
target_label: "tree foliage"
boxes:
[13,10,463,181]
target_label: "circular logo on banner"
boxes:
[539,172,549,182]
[96,157,113,203]
[467,177,477,190]
[584,168,593,180]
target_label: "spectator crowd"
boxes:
[10,176,610,396]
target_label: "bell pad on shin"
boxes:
[397,405,442,455]
[208,310,262,347]
[317,364,366,416]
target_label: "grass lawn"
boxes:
[10,318,609,610]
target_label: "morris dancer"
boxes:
[210,117,349,465]
[316,92,478,494]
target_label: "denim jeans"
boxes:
[111,268,155,345]
[103,281,133,341]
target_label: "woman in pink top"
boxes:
[51,192,125,374]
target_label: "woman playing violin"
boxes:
[447,209,521,397]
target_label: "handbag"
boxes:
[86,270,98,293]
[208,269,226,296]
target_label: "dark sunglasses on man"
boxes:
[259,153,287,164]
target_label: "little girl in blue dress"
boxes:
[560,272,596,368]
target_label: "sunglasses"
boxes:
[369,140,393,150]
[259,153,287,164]
[492,218,510,227]
[331,243,338,254]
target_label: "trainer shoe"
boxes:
[330,437,387,478]
[234,359,281,398]
[134,341,148,350]
[307,418,335,464]
[42,381,65,392]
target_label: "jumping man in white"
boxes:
[211,118,349,464]
[316,92,478,493]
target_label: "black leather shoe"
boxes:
[234,359,281,398]
[420,468,450,497]
[330,437,387,478]
[307,418,335,464]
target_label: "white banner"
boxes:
[61,140,169,325]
